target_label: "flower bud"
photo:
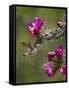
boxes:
[55,45,64,58]
[48,51,55,61]
[59,64,67,76]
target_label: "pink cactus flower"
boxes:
[43,63,55,77]
[28,17,43,37]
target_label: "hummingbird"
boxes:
[21,42,41,56]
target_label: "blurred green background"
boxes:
[16,6,66,84]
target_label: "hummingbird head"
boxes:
[34,44,41,49]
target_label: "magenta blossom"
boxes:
[48,51,56,61]
[59,64,67,77]
[28,17,43,37]
[55,45,64,58]
[43,63,55,77]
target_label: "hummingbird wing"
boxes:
[22,42,33,50]
[21,42,33,56]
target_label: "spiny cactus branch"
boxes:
[22,28,66,56]
[45,29,65,41]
